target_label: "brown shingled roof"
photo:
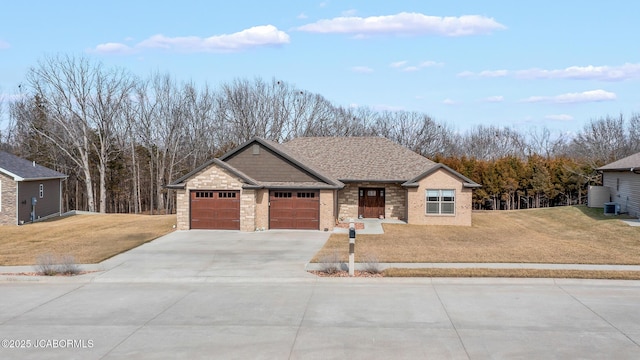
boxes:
[597,152,640,171]
[283,137,437,181]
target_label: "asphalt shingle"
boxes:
[0,151,67,180]
[598,152,640,171]
[283,137,436,181]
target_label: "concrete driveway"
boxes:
[1,230,640,359]
[93,230,330,282]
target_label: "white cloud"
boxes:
[390,60,408,68]
[391,60,443,72]
[459,63,640,81]
[296,12,506,37]
[0,39,9,49]
[92,25,290,54]
[442,98,457,105]
[93,42,134,54]
[544,114,574,121]
[516,63,640,81]
[484,95,504,102]
[457,69,508,78]
[351,66,373,73]
[521,89,616,104]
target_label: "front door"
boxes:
[358,188,385,218]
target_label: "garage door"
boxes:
[190,190,240,230]
[269,190,319,230]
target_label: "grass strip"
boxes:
[383,267,640,280]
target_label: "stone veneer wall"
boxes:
[337,182,406,221]
[175,163,255,230]
[406,168,473,226]
[0,173,17,225]
[319,189,335,231]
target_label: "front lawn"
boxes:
[0,214,176,265]
[312,206,640,265]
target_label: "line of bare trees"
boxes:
[2,55,639,213]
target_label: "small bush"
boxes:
[319,250,341,274]
[36,253,59,276]
[34,253,81,276]
[58,255,81,275]
[361,252,381,274]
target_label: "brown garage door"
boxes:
[269,190,319,230]
[190,190,240,230]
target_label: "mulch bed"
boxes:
[0,271,98,277]
[335,222,365,230]
[309,270,383,277]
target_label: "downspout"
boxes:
[15,180,19,225]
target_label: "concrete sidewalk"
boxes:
[333,218,406,235]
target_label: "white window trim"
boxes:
[426,189,456,216]
[39,183,44,199]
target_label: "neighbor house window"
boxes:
[39,184,44,199]
[426,190,455,215]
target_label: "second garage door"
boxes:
[190,190,240,230]
[269,190,320,230]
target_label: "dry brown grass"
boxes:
[312,206,640,265]
[0,214,176,265]
[384,268,640,280]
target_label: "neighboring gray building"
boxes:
[597,152,640,218]
[0,151,67,225]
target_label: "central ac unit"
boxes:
[604,202,619,215]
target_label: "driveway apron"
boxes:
[93,230,330,283]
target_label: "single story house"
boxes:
[597,152,640,217]
[0,151,68,225]
[168,136,481,231]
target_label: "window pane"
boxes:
[441,203,454,214]
[426,190,439,202]
[441,190,454,201]
[427,203,439,214]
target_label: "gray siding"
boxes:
[17,179,62,224]
[225,144,319,182]
[603,172,640,217]
[0,173,17,225]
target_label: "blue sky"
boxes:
[1,1,639,135]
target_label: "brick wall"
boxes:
[0,174,17,225]
[255,189,269,230]
[406,168,473,226]
[337,182,406,221]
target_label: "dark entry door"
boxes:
[358,188,385,218]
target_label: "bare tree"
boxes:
[526,127,568,158]
[568,114,629,167]
[454,125,526,160]
[23,55,133,212]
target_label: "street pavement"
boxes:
[1,230,640,359]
